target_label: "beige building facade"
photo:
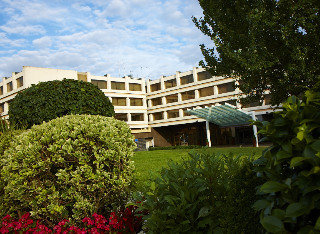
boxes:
[0,66,274,148]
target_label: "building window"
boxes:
[218,82,235,94]
[165,79,176,89]
[129,83,142,91]
[151,97,162,106]
[16,77,23,88]
[180,74,194,85]
[242,100,262,108]
[150,83,161,92]
[167,109,180,119]
[199,86,214,97]
[112,97,126,106]
[198,71,212,81]
[166,94,178,103]
[131,113,144,121]
[0,103,4,113]
[0,86,3,95]
[91,79,107,89]
[130,98,143,106]
[181,90,195,101]
[114,113,127,121]
[111,81,125,90]
[153,112,163,120]
[7,82,13,92]
[183,108,190,117]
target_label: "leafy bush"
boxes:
[9,79,114,129]
[0,115,136,225]
[0,129,24,157]
[148,145,205,151]
[140,152,263,233]
[253,89,320,233]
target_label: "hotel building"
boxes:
[0,66,274,148]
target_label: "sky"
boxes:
[0,0,213,80]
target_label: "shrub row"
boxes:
[138,152,264,233]
[148,145,205,151]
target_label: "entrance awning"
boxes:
[187,104,259,147]
[187,104,252,127]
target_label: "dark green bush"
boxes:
[140,152,263,233]
[9,79,114,129]
[148,145,205,151]
[0,115,136,224]
[253,88,320,233]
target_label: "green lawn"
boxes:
[132,146,266,188]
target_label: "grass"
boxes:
[132,146,266,189]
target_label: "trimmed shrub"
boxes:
[9,79,114,129]
[0,115,136,225]
[140,152,263,233]
[253,88,320,232]
[148,145,205,151]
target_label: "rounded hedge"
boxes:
[9,79,114,129]
[0,115,136,224]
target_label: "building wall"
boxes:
[0,66,275,148]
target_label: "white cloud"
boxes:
[0,0,211,79]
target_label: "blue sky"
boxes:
[0,0,212,79]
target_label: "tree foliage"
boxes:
[9,79,114,129]
[193,0,320,105]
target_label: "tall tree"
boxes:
[193,0,320,105]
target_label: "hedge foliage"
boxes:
[9,79,114,129]
[148,145,205,151]
[0,115,136,225]
[140,152,263,233]
[254,88,320,233]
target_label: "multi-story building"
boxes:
[0,66,274,148]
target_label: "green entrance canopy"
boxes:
[187,104,252,127]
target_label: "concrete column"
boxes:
[106,75,111,91]
[144,113,148,122]
[206,120,212,147]
[126,97,130,107]
[161,96,166,105]
[178,93,182,102]
[149,114,154,121]
[214,85,219,97]
[195,89,200,99]
[176,71,181,86]
[164,111,168,119]
[236,100,242,109]
[251,112,259,147]
[193,67,198,83]
[143,98,147,107]
[179,109,184,118]
[127,113,132,122]
[146,79,151,93]
[160,76,165,90]
[125,77,129,91]
[148,99,152,107]
[142,79,146,93]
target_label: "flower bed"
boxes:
[0,206,143,234]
